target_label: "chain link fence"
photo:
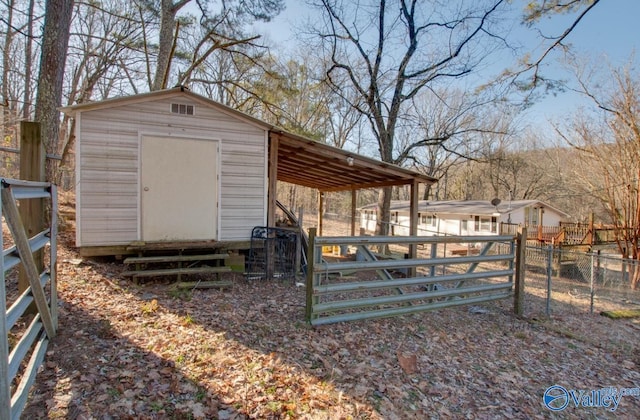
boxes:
[523,245,640,316]
[297,215,640,317]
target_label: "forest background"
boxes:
[1,0,639,233]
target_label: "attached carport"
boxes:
[267,131,437,255]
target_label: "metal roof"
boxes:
[271,132,436,192]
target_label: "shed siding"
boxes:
[77,95,267,246]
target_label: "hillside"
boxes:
[16,195,640,418]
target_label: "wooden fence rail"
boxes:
[0,178,57,420]
[306,230,520,325]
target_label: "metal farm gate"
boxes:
[0,179,58,419]
[305,229,518,325]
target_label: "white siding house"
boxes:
[62,87,271,250]
[359,200,570,236]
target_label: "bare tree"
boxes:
[22,0,36,119]
[143,0,284,91]
[1,0,41,139]
[558,61,640,289]
[397,87,513,200]
[55,0,148,185]
[309,0,509,235]
[476,128,562,201]
[2,0,16,137]
[34,0,74,181]
[503,0,602,102]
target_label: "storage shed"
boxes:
[62,86,436,257]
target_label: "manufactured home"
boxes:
[62,87,436,257]
[360,200,570,236]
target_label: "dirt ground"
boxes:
[12,203,640,419]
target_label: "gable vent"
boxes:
[171,103,194,115]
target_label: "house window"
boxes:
[474,215,497,233]
[393,212,399,223]
[420,214,435,226]
[461,219,468,230]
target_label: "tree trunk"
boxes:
[632,260,640,290]
[2,0,15,142]
[23,0,35,120]
[152,0,179,91]
[375,128,394,237]
[34,0,74,181]
[374,186,392,253]
[376,186,392,235]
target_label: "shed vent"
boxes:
[171,103,194,115]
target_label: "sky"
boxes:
[518,0,639,128]
[253,0,639,134]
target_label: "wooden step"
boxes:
[123,253,229,265]
[122,266,232,278]
[173,280,233,290]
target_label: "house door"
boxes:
[141,135,218,241]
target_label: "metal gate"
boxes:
[305,230,517,325]
[246,226,300,281]
[0,179,58,419]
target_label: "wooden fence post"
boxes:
[19,122,45,297]
[514,227,527,316]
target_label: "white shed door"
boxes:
[141,136,218,241]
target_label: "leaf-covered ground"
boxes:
[16,195,640,419]
[18,233,639,419]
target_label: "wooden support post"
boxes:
[537,206,544,242]
[318,192,324,236]
[267,134,279,228]
[350,190,357,237]
[295,207,304,277]
[19,121,45,298]
[266,135,279,280]
[514,227,527,316]
[408,181,419,277]
[305,228,317,323]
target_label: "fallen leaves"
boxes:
[16,221,640,418]
[396,351,418,375]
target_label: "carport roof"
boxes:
[270,131,436,192]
